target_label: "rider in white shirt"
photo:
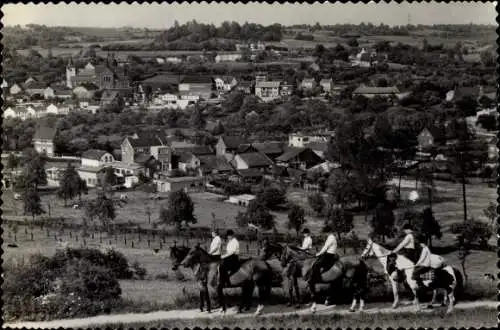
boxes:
[300,228,313,252]
[209,229,222,262]
[310,226,338,280]
[220,230,240,285]
[392,223,417,262]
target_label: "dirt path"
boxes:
[6,301,497,329]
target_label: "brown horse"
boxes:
[276,243,369,313]
[180,244,274,315]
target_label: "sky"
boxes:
[2,2,497,28]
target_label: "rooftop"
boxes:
[256,81,281,88]
[81,149,109,160]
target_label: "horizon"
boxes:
[2,3,497,28]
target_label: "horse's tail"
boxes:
[452,267,464,304]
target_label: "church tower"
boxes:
[66,57,77,89]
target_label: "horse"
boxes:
[361,238,463,313]
[275,243,369,313]
[180,244,274,315]
[170,245,190,271]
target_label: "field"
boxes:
[2,178,496,323]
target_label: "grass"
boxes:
[92,307,497,328]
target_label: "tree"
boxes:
[308,192,326,215]
[236,200,275,230]
[159,190,196,229]
[370,202,396,242]
[477,113,498,131]
[326,205,354,242]
[347,38,359,47]
[189,106,206,130]
[77,178,88,202]
[101,167,118,191]
[92,192,116,233]
[256,187,287,210]
[455,96,478,117]
[23,185,44,222]
[480,50,495,67]
[415,207,442,247]
[483,202,497,228]
[6,153,19,170]
[288,204,306,236]
[57,162,81,206]
[451,218,492,285]
[21,149,47,187]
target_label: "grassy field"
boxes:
[94,306,497,328]
[1,178,496,318]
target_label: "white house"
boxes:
[44,87,56,99]
[46,103,60,115]
[215,53,242,63]
[46,103,71,116]
[81,149,115,168]
[9,83,22,95]
[255,81,281,102]
[165,57,182,64]
[301,78,317,90]
[214,76,238,92]
[288,132,330,148]
[319,78,333,93]
[33,125,56,157]
[227,194,256,207]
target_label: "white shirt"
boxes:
[394,233,415,253]
[209,235,222,255]
[301,236,313,250]
[317,234,337,255]
[223,238,239,258]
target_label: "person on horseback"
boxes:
[310,226,338,280]
[209,229,222,262]
[220,229,240,286]
[392,223,418,263]
[299,228,313,252]
[392,224,428,287]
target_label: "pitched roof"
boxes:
[256,81,281,88]
[237,168,264,178]
[353,86,399,95]
[128,133,166,148]
[237,152,273,167]
[198,155,233,172]
[420,126,446,141]
[252,141,285,155]
[34,125,57,140]
[142,74,181,85]
[220,135,246,150]
[134,153,154,165]
[81,149,109,160]
[178,152,195,163]
[305,141,328,152]
[276,147,308,162]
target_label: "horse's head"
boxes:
[170,245,189,271]
[180,243,205,269]
[361,238,375,259]
[260,241,282,260]
[280,245,296,267]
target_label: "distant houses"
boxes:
[33,124,57,157]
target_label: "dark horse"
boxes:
[265,242,369,313]
[170,245,190,271]
[180,244,274,315]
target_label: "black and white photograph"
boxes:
[1,2,497,328]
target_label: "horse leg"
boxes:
[293,276,301,307]
[255,283,266,316]
[238,282,249,313]
[407,279,421,312]
[389,273,400,309]
[217,283,226,314]
[349,296,357,312]
[285,277,294,306]
[446,287,455,313]
[204,283,212,313]
[308,280,317,313]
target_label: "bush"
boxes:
[51,247,133,279]
[3,253,122,322]
[450,219,492,248]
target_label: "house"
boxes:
[235,80,253,94]
[215,53,242,63]
[216,135,247,157]
[77,166,104,187]
[319,78,333,93]
[255,81,281,102]
[24,82,46,97]
[275,147,323,170]
[73,84,99,100]
[100,90,120,107]
[288,132,331,148]
[179,76,214,100]
[279,83,294,97]
[67,57,130,90]
[418,126,446,150]
[214,76,238,92]
[231,152,273,171]
[177,152,201,173]
[121,133,166,165]
[150,146,172,172]
[33,125,56,157]
[252,141,285,161]
[46,103,71,116]
[43,87,56,99]
[301,78,317,90]
[305,141,329,159]
[53,87,74,99]
[134,154,159,177]
[165,56,183,64]
[81,149,115,168]
[197,154,234,176]
[9,83,23,95]
[156,175,205,193]
[352,86,400,99]
[227,194,256,207]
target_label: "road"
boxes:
[5,300,497,329]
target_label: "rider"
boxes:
[392,224,428,286]
[299,228,313,252]
[392,223,418,263]
[220,229,240,285]
[208,229,222,262]
[310,225,338,280]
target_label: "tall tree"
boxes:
[57,162,81,206]
[159,190,196,229]
[92,192,116,233]
[236,199,275,230]
[326,205,354,242]
[308,192,326,215]
[287,204,306,236]
[23,185,44,222]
